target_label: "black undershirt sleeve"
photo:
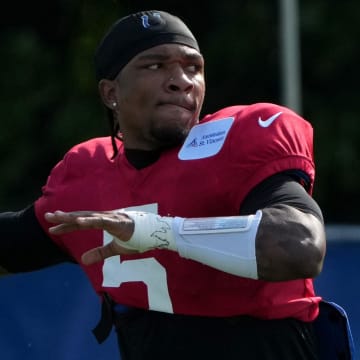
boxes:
[0,204,74,273]
[240,170,324,223]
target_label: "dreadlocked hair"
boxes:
[106,108,122,159]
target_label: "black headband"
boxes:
[94,10,200,81]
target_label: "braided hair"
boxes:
[107,108,122,159]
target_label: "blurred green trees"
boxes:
[0,0,359,222]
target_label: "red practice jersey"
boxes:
[35,103,321,321]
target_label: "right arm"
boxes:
[0,204,74,275]
[44,172,326,282]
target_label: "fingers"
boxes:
[81,242,137,265]
[45,211,97,234]
[47,223,82,234]
[81,244,114,265]
[44,210,134,239]
[45,210,92,223]
[44,210,139,266]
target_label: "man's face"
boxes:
[111,43,205,150]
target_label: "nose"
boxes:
[166,72,194,93]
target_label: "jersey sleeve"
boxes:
[225,103,316,204]
[34,137,114,247]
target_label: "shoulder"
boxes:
[65,136,117,160]
[35,136,121,214]
[202,103,315,189]
[202,102,313,142]
[45,137,119,186]
[202,103,311,128]
[57,136,120,170]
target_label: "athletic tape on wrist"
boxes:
[112,211,177,252]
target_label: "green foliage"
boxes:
[0,1,359,222]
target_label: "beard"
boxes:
[149,122,192,149]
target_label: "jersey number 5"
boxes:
[101,204,174,313]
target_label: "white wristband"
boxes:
[111,211,177,252]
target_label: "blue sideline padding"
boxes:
[314,300,356,359]
[0,235,359,359]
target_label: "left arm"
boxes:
[239,171,326,281]
[256,204,325,281]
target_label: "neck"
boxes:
[124,148,162,169]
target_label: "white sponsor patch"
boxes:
[178,117,234,160]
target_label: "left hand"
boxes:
[44,210,137,265]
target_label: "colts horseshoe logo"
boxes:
[141,12,165,29]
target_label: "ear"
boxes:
[98,79,117,109]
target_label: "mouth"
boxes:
[158,100,195,112]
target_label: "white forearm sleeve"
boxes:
[173,211,262,279]
[112,210,262,279]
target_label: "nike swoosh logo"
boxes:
[258,111,283,128]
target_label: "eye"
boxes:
[185,63,203,74]
[147,63,162,70]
